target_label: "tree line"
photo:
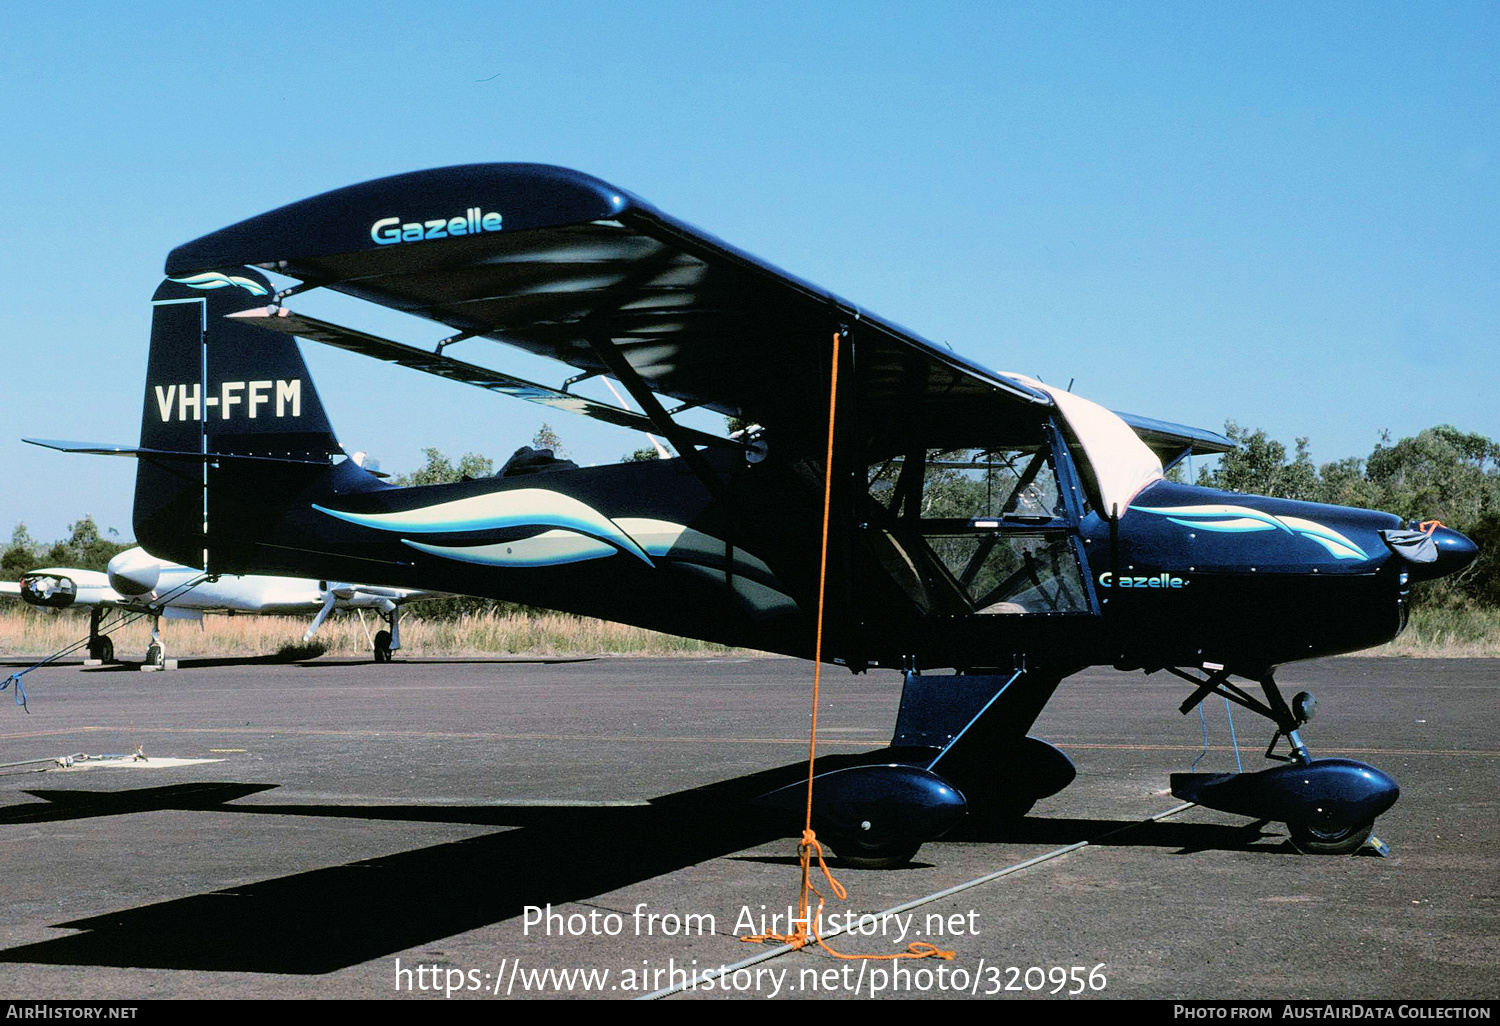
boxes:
[1191,424,1497,608]
[2,517,132,579]
[5,422,1493,609]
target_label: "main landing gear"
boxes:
[372,607,401,662]
[756,662,1076,868]
[143,616,167,670]
[1165,666,1399,855]
[86,608,114,663]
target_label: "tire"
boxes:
[373,630,393,663]
[145,642,164,669]
[1288,820,1374,856]
[828,840,922,870]
[91,637,114,662]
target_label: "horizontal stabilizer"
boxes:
[227,307,739,451]
[23,438,329,465]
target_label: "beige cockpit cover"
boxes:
[1007,374,1164,518]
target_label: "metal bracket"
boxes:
[1168,666,1310,764]
[268,279,325,307]
[562,369,605,392]
[435,329,484,356]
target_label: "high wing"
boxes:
[223,305,731,451]
[164,164,1227,469]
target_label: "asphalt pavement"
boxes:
[0,654,1494,1001]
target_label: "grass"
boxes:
[0,605,757,661]
[1,603,1495,662]
[1359,604,1500,658]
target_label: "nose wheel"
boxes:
[1168,666,1397,855]
[1287,820,1375,856]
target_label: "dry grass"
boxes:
[2,603,1494,662]
[1357,605,1500,658]
[0,605,757,661]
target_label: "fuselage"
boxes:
[159,441,1472,679]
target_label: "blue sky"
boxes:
[3,1,1495,546]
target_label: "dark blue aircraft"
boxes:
[31,164,1476,865]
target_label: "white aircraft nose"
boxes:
[108,547,162,596]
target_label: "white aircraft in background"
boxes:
[0,546,435,664]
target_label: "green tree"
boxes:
[1463,512,1500,608]
[532,423,564,457]
[43,516,130,572]
[622,446,661,462]
[1,523,41,581]
[1312,456,1378,510]
[1197,423,1318,500]
[394,448,495,486]
[1363,426,1500,530]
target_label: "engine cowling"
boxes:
[19,573,79,608]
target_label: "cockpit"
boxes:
[861,377,1163,618]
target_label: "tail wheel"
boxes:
[373,630,393,663]
[1288,820,1374,855]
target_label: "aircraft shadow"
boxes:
[0,762,822,975]
[0,758,1302,975]
[945,814,1291,854]
[732,814,1292,868]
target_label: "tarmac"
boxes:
[0,652,1494,1001]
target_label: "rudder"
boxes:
[134,269,341,569]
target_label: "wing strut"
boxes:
[227,307,740,452]
[585,334,729,502]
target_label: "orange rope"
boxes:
[739,329,954,965]
[1418,520,1445,535]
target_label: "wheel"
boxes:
[145,642,164,669]
[373,630,392,663]
[1287,820,1374,855]
[828,840,922,870]
[90,636,114,662]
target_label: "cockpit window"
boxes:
[920,531,1090,613]
[865,426,1093,616]
[868,445,1066,523]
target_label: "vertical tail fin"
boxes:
[134,269,341,568]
